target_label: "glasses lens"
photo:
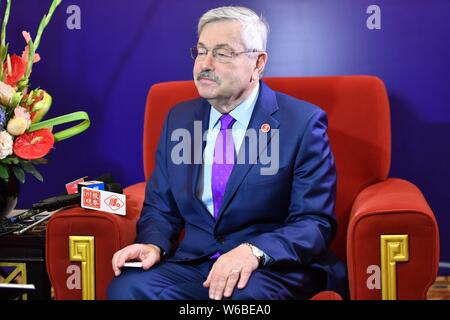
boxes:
[214,48,233,63]
[190,47,198,60]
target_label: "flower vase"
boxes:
[0,175,20,218]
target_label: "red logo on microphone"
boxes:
[104,195,124,211]
[82,189,101,209]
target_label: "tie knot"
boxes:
[220,114,236,130]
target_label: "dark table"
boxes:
[0,212,52,300]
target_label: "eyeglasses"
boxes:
[190,46,262,63]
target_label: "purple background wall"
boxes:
[7,1,449,270]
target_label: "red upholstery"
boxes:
[46,183,146,300]
[311,291,344,300]
[348,178,439,299]
[46,76,439,300]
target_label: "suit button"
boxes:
[216,237,225,244]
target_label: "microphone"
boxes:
[91,173,115,185]
[32,183,123,212]
[63,173,116,195]
[0,183,123,230]
[0,178,122,233]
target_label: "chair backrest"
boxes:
[143,76,391,260]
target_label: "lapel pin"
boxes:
[261,123,271,133]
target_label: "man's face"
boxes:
[193,20,258,105]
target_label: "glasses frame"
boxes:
[190,46,263,63]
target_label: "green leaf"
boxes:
[2,158,13,165]
[21,162,44,182]
[10,92,23,108]
[12,166,26,184]
[0,164,9,181]
[31,158,48,165]
[2,156,20,165]
[30,169,44,182]
[0,43,8,61]
[21,162,34,172]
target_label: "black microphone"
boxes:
[0,180,123,232]
[91,173,115,185]
[62,173,116,195]
[32,183,123,212]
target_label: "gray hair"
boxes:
[198,6,269,51]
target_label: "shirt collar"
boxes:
[209,82,260,130]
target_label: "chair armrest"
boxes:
[46,181,146,300]
[347,178,439,300]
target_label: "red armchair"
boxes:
[46,76,439,300]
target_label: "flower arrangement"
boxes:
[0,0,90,184]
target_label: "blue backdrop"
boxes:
[7,0,449,271]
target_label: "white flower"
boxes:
[0,130,13,160]
[7,118,27,136]
[14,107,32,129]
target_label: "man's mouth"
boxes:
[198,77,216,82]
[197,71,219,84]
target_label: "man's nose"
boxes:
[201,51,215,69]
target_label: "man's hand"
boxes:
[203,244,259,300]
[111,243,161,276]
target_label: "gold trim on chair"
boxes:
[0,262,28,300]
[380,234,409,300]
[69,236,95,300]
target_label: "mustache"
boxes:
[197,71,219,83]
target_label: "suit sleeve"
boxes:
[135,109,184,255]
[249,110,337,266]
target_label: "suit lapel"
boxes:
[215,82,280,225]
[188,100,215,227]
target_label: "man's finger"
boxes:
[203,271,212,288]
[237,267,252,289]
[208,267,222,299]
[210,272,228,300]
[141,251,158,270]
[114,246,141,275]
[112,251,122,276]
[204,262,217,288]
[116,249,133,269]
[223,270,240,298]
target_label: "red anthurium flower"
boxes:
[4,54,27,87]
[13,128,55,160]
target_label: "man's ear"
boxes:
[253,52,268,80]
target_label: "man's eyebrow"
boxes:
[197,42,233,49]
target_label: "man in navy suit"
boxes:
[108,6,346,300]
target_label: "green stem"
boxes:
[1,0,10,47]
[20,0,62,91]
[24,38,35,79]
[33,0,62,52]
[0,0,11,81]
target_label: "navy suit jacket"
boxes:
[136,81,347,296]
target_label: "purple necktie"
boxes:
[211,114,236,219]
